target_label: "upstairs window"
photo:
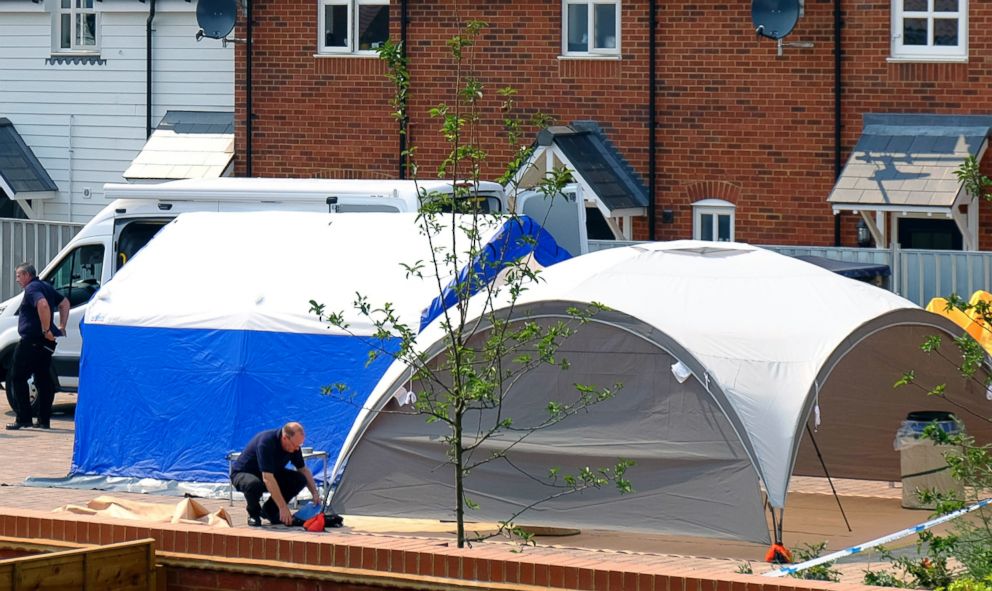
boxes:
[562,0,620,57]
[692,199,735,242]
[891,0,967,60]
[57,0,99,53]
[318,0,389,55]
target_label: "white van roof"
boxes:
[104,178,505,203]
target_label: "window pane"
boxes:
[593,3,617,49]
[903,18,928,45]
[60,14,71,48]
[717,215,731,241]
[567,4,588,52]
[61,0,70,8]
[903,0,927,10]
[934,0,958,11]
[80,14,96,47]
[77,0,94,8]
[48,251,76,292]
[934,18,958,45]
[701,214,714,241]
[324,4,348,48]
[357,4,389,51]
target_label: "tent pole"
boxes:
[775,508,785,545]
[806,422,853,532]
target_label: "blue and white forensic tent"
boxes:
[70,211,569,490]
[329,241,991,542]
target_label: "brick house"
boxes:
[230,0,992,249]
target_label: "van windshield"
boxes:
[47,244,105,308]
[427,195,503,214]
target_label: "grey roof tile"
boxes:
[124,111,235,180]
[0,118,58,195]
[828,113,992,209]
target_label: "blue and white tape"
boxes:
[764,497,992,577]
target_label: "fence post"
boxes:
[891,242,902,299]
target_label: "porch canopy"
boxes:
[828,114,992,250]
[329,242,991,543]
[0,118,58,217]
[123,111,234,182]
[508,121,649,241]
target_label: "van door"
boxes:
[517,189,587,256]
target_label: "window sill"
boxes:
[886,55,968,64]
[313,52,380,59]
[46,54,106,66]
[557,54,621,61]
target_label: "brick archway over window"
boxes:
[684,181,742,203]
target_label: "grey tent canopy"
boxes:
[329,242,990,543]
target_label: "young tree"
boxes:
[883,155,992,584]
[312,22,631,548]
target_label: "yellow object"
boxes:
[926,293,992,354]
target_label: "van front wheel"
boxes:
[4,375,41,419]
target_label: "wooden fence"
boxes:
[0,539,156,591]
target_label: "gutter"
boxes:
[833,0,843,245]
[399,0,408,179]
[246,0,254,176]
[145,0,156,138]
[648,0,657,240]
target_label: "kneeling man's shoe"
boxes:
[246,516,262,527]
[5,422,31,430]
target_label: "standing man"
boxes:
[6,263,68,431]
[230,422,321,527]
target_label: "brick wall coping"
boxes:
[0,507,884,591]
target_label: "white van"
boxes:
[0,177,507,414]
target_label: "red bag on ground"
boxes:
[303,513,325,532]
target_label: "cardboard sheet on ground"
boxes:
[54,495,232,527]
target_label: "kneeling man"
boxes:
[231,422,320,527]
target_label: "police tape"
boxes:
[764,497,992,577]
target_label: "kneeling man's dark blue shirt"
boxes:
[232,428,304,477]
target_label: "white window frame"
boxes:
[692,199,735,242]
[891,0,967,61]
[54,0,100,54]
[317,0,389,56]
[561,0,620,57]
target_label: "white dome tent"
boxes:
[330,241,990,543]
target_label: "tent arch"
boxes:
[335,301,770,493]
[332,303,773,541]
[787,309,964,491]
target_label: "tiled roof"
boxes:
[828,113,992,209]
[537,121,650,212]
[123,111,234,181]
[0,118,58,196]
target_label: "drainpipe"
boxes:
[145,0,156,138]
[246,0,254,176]
[399,0,408,179]
[832,0,843,246]
[648,0,657,240]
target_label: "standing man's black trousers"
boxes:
[10,338,57,426]
[231,468,306,523]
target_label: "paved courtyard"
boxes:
[0,391,949,584]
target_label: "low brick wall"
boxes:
[0,508,877,591]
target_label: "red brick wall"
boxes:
[235,0,992,247]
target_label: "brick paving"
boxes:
[0,392,938,586]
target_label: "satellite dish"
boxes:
[196,0,237,40]
[751,0,800,40]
